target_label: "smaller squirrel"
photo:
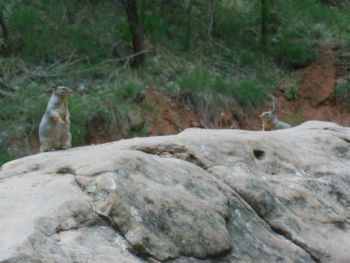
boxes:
[39,86,72,152]
[260,95,291,131]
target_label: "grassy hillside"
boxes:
[1,0,350,164]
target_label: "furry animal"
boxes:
[39,86,72,152]
[260,95,291,131]
[260,110,292,131]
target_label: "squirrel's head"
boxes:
[54,86,72,96]
[260,110,276,120]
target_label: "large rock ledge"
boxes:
[1,121,350,263]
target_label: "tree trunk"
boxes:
[121,0,145,68]
[160,0,177,39]
[185,0,193,50]
[260,0,268,49]
[0,11,9,53]
[208,0,216,37]
[160,0,176,10]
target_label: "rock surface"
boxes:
[1,121,350,263]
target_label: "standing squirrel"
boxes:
[260,95,291,131]
[39,86,72,152]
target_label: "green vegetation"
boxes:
[284,86,299,101]
[1,0,350,164]
[334,82,350,109]
[232,78,273,107]
[68,79,144,145]
[0,147,13,165]
[334,46,350,109]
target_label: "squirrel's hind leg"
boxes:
[40,145,55,152]
[61,132,72,150]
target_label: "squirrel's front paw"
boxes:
[62,142,72,149]
[50,116,65,124]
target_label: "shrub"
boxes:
[179,70,211,95]
[10,6,38,30]
[7,1,121,61]
[68,80,144,145]
[0,84,47,135]
[284,86,298,101]
[240,50,258,68]
[69,95,89,146]
[267,39,316,68]
[0,146,12,166]
[213,78,232,97]
[142,12,168,42]
[9,7,56,60]
[334,81,350,110]
[112,81,144,104]
[232,79,269,107]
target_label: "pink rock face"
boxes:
[1,121,350,263]
[300,47,336,108]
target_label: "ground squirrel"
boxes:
[260,95,291,131]
[39,86,72,152]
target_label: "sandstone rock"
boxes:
[1,121,350,262]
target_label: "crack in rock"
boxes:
[132,144,208,170]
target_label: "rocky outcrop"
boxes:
[1,121,350,263]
